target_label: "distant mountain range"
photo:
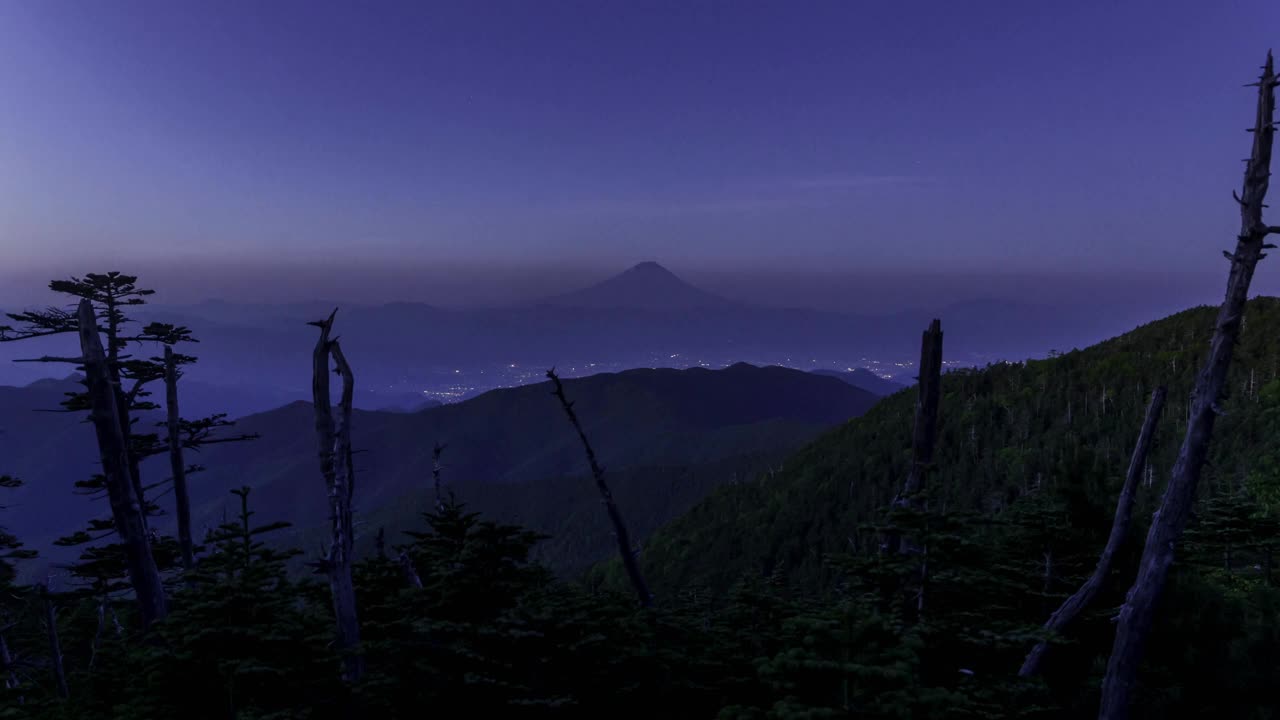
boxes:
[1,363,879,576]
[0,262,1114,414]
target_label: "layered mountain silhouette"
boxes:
[1,363,879,576]
[539,261,738,310]
[0,263,1118,417]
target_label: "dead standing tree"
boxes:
[1099,53,1280,719]
[1019,386,1166,678]
[432,441,447,510]
[308,310,363,683]
[547,368,653,608]
[885,319,942,615]
[38,583,68,700]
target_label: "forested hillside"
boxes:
[0,360,879,579]
[634,298,1280,591]
[7,293,1280,718]
[587,297,1280,715]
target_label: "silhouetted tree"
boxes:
[1100,53,1280,719]
[308,310,363,683]
[1020,386,1166,677]
[546,368,652,607]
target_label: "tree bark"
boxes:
[884,319,942,615]
[1020,386,1166,678]
[40,584,68,699]
[1099,54,1278,719]
[893,319,943,547]
[164,346,195,572]
[547,369,653,607]
[0,631,18,696]
[432,441,447,509]
[77,299,167,628]
[102,297,149,526]
[308,311,363,683]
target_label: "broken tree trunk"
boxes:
[40,584,68,699]
[432,441,447,509]
[308,311,363,683]
[77,299,167,628]
[0,631,18,697]
[547,369,653,607]
[885,319,942,614]
[164,346,195,572]
[1099,54,1279,720]
[893,318,943,544]
[1020,386,1166,678]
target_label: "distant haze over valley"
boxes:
[0,262,1256,415]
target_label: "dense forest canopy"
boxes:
[0,298,1278,718]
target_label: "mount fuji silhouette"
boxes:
[539,261,739,310]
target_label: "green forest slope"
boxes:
[631,297,1280,594]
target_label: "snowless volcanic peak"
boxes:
[541,262,737,310]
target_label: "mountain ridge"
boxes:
[0,362,880,576]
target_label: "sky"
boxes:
[1,0,1279,309]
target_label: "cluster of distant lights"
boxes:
[384,355,978,406]
[399,354,916,404]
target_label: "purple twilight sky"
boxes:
[1,0,1279,311]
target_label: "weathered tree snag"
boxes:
[39,584,68,699]
[432,441,447,509]
[546,369,653,607]
[1020,386,1166,678]
[893,319,943,544]
[77,300,167,628]
[883,319,942,614]
[164,346,195,572]
[1099,54,1278,720]
[310,310,339,490]
[0,631,18,695]
[308,311,363,683]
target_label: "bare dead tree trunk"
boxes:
[88,595,107,670]
[885,319,942,614]
[546,369,653,607]
[1099,55,1279,719]
[432,441,447,509]
[164,346,195,571]
[39,584,68,699]
[77,300,167,628]
[308,311,363,683]
[0,631,18,696]
[1020,386,1166,678]
[891,319,943,543]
